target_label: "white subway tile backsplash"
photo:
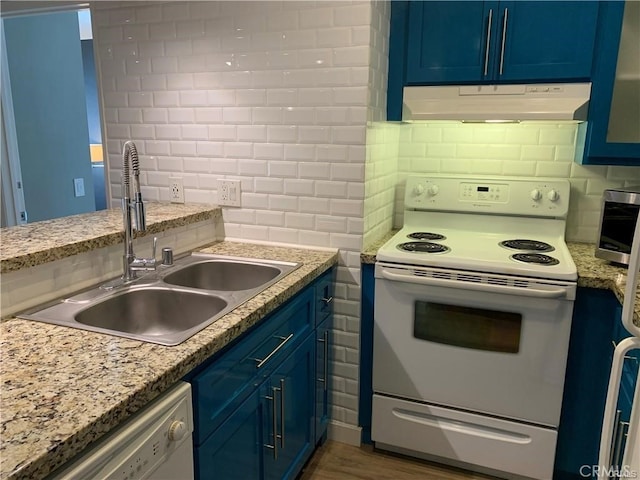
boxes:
[252,107,283,124]
[285,212,315,230]
[196,141,223,157]
[130,124,155,139]
[210,158,238,174]
[502,160,537,176]
[334,3,371,27]
[539,127,576,145]
[118,108,142,124]
[267,125,298,143]
[298,230,331,247]
[333,46,370,67]
[170,141,198,156]
[332,126,366,145]
[155,125,180,139]
[535,161,572,178]
[234,88,266,106]
[153,91,179,107]
[316,180,348,198]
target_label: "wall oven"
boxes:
[372,175,578,480]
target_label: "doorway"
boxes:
[0,4,107,226]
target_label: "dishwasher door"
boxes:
[49,381,194,480]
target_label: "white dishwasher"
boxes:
[49,381,194,480]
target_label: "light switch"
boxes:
[73,178,85,197]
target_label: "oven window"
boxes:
[414,302,521,353]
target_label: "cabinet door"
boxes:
[195,387,266,480]
[192,287,314,446]
[497,1,599,82]
[264,336,315,480]
[315,315,332,444]
[578,1,640,165]
[406,1,498,84]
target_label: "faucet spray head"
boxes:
[122,141,146,232]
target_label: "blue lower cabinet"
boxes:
[192,270,334,480]
[196,336,315,480]
[195,387,265,480]
[264,336,315,480]
[315,315,332,444]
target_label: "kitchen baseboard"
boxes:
[327,420,362,446]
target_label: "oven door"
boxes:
[373,263,576,427]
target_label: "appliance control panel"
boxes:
[406,175,570,217]
[460,182,509,203]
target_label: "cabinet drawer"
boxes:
[314,269,334,327]
[193,287,314,446]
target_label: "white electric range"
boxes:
[372,175,577,480]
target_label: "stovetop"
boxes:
[377,176,577,282]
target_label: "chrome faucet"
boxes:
[121,141,156,281]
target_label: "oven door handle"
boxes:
[379,269,570,299]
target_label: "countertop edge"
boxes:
[0,204,222,274]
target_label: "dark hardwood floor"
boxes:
[299,441,500,480]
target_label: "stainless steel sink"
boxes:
[163,260,281,291]
[18,253,301,346]
[75,287,228,339]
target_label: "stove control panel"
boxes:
[405,175,570,218]
[460,182,508,202]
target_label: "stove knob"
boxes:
[547,189,560,202]
[530,189,542,201]
[413,184,425,196]
[168,420,187,442]
[426,185,439,196]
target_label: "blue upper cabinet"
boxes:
[405,1,494,84]
[404,1,598,85]
[389,0,600,120]
[577,1,640,165]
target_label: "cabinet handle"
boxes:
[498,8,508,76]
[610,409,621,466]
[321,296,333,306]
[483,9,493,77]
[323,330,329,391]
[264,387,279,460]
[317,330,329,391]
[253,333,294,369]
[279,378,285,448]
[613,420,629,468]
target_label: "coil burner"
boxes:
[510,253,560,266]
[500,239,555,252]
[397,242,451,254]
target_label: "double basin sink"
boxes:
[18,253,301,346]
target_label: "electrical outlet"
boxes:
[217,179,241,207]
[169,177,184,203]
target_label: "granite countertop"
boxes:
[0,242,338,480]
[0,203,221,273]
[361,232,640,326]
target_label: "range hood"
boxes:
[402,83,591,122]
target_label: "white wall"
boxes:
[93,0,379,439]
